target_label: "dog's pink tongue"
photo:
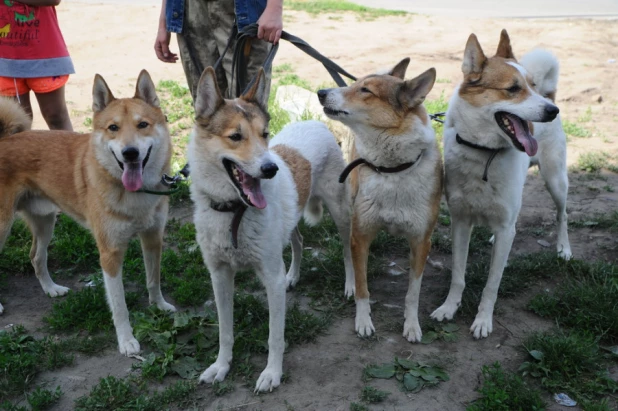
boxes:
[122,163,143,192]
[241,176,267,209]
[508,114,538,157]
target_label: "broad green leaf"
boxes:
[424,366,450,382]
[170,356,201,379]
[529,350,544,361]
[421,331,438,344]
[403,373,422,391]
[366,363,396,379]
[173,312,192,328]
[397,357,417,370]
[442,333,458,343]
[441,323,460,333]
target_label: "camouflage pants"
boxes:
[176,0,272,101]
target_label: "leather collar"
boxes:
[210,200,248,248]
[339,151,424,183]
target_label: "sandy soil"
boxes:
[5,2,618,410]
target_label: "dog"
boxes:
[0,70,176,354]
[318,58,443,342]
[0,97,31,138]
[188,67,354,392]
[431,29,569,338]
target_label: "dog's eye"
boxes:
[137,121,149,129]
[108,124,119,132]
[229,133,242,142]
[262,131,270,139]
[360,87,372,94]
[507,85,521,93]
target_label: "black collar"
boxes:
[210,200,248,248]
[339,151,423,183]
[455,134,503,182]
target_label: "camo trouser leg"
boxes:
[176,0,272,101]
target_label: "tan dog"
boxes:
[0,71,176,355]
[0,97,31,138]
[318,59,443,342]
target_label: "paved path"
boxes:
[349,0,618,18]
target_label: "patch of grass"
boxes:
[570,211,618,231]
[26,386,62,411]
[156,80,194,170]
[467,362,545,411]
[74,376,197,411]
[528,259,618,342]
[421,323,460,344]
[520,330,618,403]
[286,0,407,17]
[360,386,389,403]
[273,63,294,73]
[425,92,449,146]
[0,326,73,401]
[275,73,313,90]
[350,403,369,411]
[563,120,591,138]
[576,151,610,173]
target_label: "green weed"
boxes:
[26,387,62,411]
[349,403,369,411]
[563,120,591,138]
[576,151,610,173]
[570,211,618,231]
[286,0,407,17]
[520,330,617,402]
[421,323,460,344]
[360,385,389,403]
[467,362,545,411]
[363,358,449,393]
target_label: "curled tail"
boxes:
[303,197,323,226]
[520,48,559,101]
[0,97,31,139]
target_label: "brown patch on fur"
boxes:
[272,145,312,209]
[460,56,532,107]
[546,91,556,102]
[0,97,32,138]
[350,214,378,300]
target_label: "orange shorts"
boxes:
[0,75,69,97]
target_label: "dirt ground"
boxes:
[5,2,618,410]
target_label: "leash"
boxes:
[339,152,424,183]
[210,200,248,248]
[455,134,502,182]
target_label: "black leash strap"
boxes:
[455,134,502,182]
[210,200,248,248]
[339,152,423,183]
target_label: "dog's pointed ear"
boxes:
[462,33,486,83]
[195,67,224,119]
[388,57,410,79]
[134,70,160,107]
[241,68,268,108]
[398,67,436,108]
[495,29,516,60]
[92,74,116,113]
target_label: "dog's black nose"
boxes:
[543,104,559,121]
[317,89,328,104]
[261,162,279,179]
[122,147,140,161]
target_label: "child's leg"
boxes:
[35,86,73,131]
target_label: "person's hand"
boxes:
[154,27,178,63]
[257,3,283,44]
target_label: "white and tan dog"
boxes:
[431,30,570,338]
[188,67,353,392]
[0,71,176,354]
[318,59,443,342]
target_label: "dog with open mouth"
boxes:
[431,29,571,339]
[0,71,176,355]
[188,67,354,392]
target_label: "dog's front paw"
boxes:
[156,300,176,312]
[430,302,458,322]
[403,318,422,343]
[254,367,282,393]
[285,273,299,290]
[118,337,140,356]
[355,313,375,337]
[199,361,231,384]
[558,247,572,261]
[344,281,355,299]
[44,283,70,298]
[470,312,493,339]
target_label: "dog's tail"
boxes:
[0,97,32,139]
[303,197,324,226]
[519,48,559,101]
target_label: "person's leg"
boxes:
[177,0,225,100]
[34,86,73,131]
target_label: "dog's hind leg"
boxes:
[139,228,175,312]
[21,211,70,297]
[285,227,303,290]
[0,202,14,314]
[470,225,516,339]
[255,259,287,392]
[199,264,235,385]
[403,236,431,343]
[431,218,472,322]
[351,216,378,337]
[539,152,572,260]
